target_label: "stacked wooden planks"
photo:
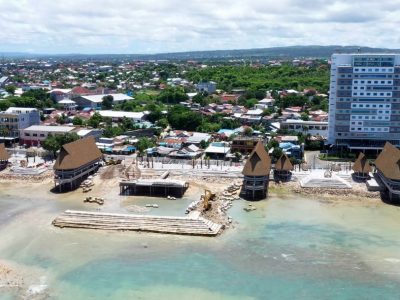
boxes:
[52,210,223,236]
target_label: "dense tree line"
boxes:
[185,63,329,93]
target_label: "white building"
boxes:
[255,98,275,110]
[75,94,134,109]
[98,110,147,123]
[328,54,400,149]
[0,107,40,143]
[280,119,328,137]
[21,125,75,146]
[196,81,217,94]
[58,99,77,112]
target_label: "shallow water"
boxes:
[1,184,400,299]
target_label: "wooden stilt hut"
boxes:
[0,143,10,170]
[274,153,293,181]
[54,137,103,192]
[241,141,271,200]
[352,153,372,180]
[375,142,400,201]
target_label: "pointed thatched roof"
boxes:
[352,153,372,174]
[54,137,102,171]
[275,154,294,171]
[0,143,9,161]
[375,142,400,180]
[242,141,271,176]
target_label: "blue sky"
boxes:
[0,0,399,54]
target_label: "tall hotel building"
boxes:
[327,54,400,150]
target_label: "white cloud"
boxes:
[0,0,399,54]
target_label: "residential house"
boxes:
[231,137,261,155]
[239,109,263,124]
[204,142,230,159]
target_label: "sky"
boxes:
[0,0,399,54]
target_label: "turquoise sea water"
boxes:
[1,185,400,299]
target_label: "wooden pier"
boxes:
[119,179,189,197]
[52,210,223,236]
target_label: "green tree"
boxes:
[87,112,103,128]
[157,87,188,104]
[267,139,279,150]
[72,116,84,126]
[56,114,68,125]
[43,132,80,157]
[271,148,283,163]
[102,95,114,109]
[156,118,169,129]
[243,127,253,136]
[300,112,310,121]
[42,135,59,157]
[5,85,16,95]
[136,137,155,154]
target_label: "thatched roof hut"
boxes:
[0,143,9,162]
[352,153,372,174]
[375,142,400,181]
[275,154,294,171]
[242,141,271,177]
[54,137,102,171]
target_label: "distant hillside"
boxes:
[140,45,400,61]
[1,45,400,61]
